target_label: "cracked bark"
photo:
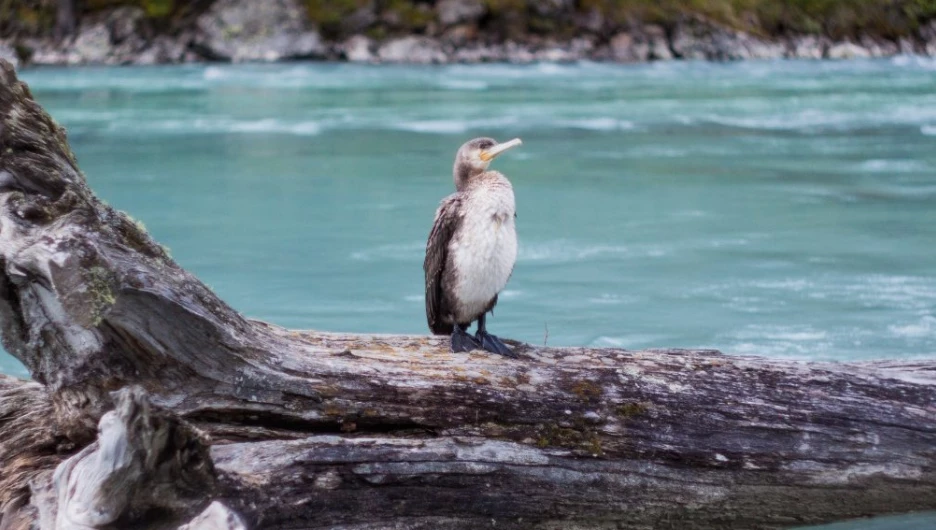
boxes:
[0,58,935,530]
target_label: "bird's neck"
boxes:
[456,169,510,193]
[453,162,483,192]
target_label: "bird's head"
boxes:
[453,137,522,190]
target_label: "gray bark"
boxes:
[0,58,935,530]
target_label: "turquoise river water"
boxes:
[2,59,935,529]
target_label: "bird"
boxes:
[424,137,522,357]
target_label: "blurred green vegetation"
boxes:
[2,0,935,40]
[303,0,368,38]
[1,0,54,35]
[301,0,936,41]
[1,0,189,36]
[85,0,175,18]
[582,0,936,39]
[304,0,433,39]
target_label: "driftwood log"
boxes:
[0,59,935,530]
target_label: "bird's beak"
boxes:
[479,138,522,162]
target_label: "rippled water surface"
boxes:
[4,59,936,369]
[3,57,936,530]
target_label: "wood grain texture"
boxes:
[0,59,935,529]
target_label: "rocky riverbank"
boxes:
[2,0,935,68]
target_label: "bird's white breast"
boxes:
[449,179,517,322]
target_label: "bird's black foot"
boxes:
[451,326,481,353]
[476,331,517,358]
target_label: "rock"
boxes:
[441,24,479,46]
[504,41,535,63]
[919,20,936,43]
[533,38,595,63]
[380,3,433,31]
[14,9,149,66]
[568,37,594,58]
[744,38,785,60]
[575,7,605,33]
[436,0,485,26]
[4,2,923,66]
[787,35,829,59]
[644,25,672,61]
[342,35,374,62]
[530,0,575,17]
[134,46,159,65]
[136,35,189,65]
[608,32,646,62]
[669,22,708,60]
[107,7,146,44]
[859,37,899,57]
[450,44,506,63]
[920,21,936,56]
[195,0,325,62]
[70,23,112,64]
[0,42,18,69]
[530,38,592,62]
[23,40,65,66]
[670,18,782,61]
[827,41,871,59]
[105,8,150,64]
[339,4,379,35]
[377,36,446,63]
[897,37,919,55]
[535,47,574,62]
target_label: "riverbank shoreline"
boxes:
[2,1,935,69]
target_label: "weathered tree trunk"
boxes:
[0,59,935,530]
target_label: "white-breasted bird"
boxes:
[424,137,522,357]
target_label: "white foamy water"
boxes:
[889,316,936,339]
[730,325,829,342]
[587,294,636,305]
[557,118,636,131]
[858,159,930,172]
[437,79,489,91]
[395,120,472,134]
[104,117,323,136]
[590,335,669,349]
[704,104,936,132]
[519,241,669,262]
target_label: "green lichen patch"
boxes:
[85,265,117,326]
[535,423,604,456]
[570,380,603,402]
[615,401,651,418]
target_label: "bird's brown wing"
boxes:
[424,194,463,335]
